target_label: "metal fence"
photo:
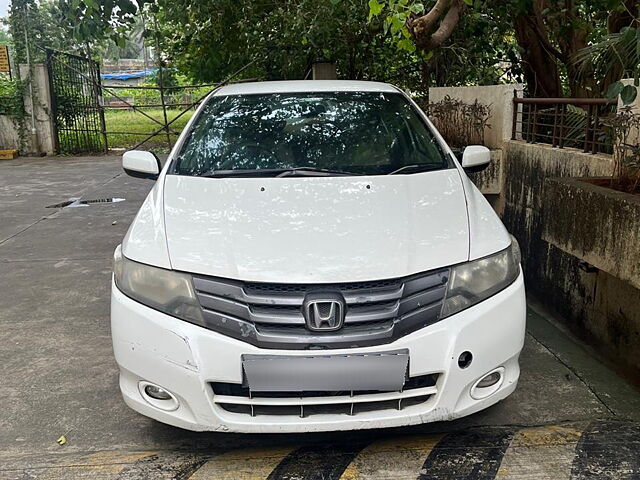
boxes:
[101,82,217,151]
[42,46,256,154]
[46,49,107,154]
[512,95,618,155]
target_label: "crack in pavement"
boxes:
[0,171,124,246]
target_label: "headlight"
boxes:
[113,245,203,324]
[441,238,521,318]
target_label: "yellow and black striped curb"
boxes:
[2,421,639,480]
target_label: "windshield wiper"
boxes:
[201,167,360,178]
[276,167,360,177]
[387,164,441,175]
[201,168,287,178]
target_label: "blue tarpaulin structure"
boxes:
[101,69,157,81]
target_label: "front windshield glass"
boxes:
[172,91,448,176]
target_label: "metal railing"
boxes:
[101,83,216,150]
[512,94,618,154]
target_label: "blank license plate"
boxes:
[241,349,409,392]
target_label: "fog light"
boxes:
[144,384,172,400]
[477,371,501,388]
[138,381,180,411]
[470,367,505,400]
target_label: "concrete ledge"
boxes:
[501,140,640,376]
[543,177,640,290]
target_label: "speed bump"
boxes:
[2,422,639,480]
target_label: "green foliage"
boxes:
[7,0,140,65]
[0,77,24,116]
[146,0,427,90]
[103,107,194,152]
[608,81,638,105]
[368,0,420,52]
[53,0,138,49]
[369,0,523,87]
[0,28,11,47]
[591,26,640,104]
[102,83,213,108]
[608,107,640,192]
[54,88,86,127]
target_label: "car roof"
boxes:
[213,80,400,96]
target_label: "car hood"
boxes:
[159,169,470,283]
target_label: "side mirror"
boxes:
[461,146,491,174]
[123,150,161,180]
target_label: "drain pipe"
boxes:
[23,7,39,154]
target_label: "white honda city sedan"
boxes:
[111,80,526,433]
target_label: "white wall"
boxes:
[0,116,21,150]
[429,84,524,149]
[19,63,56,155]
[619,78,639,146]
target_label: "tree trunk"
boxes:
[513,13,562,97]
[420,60,432,103]
[555,0,597,97]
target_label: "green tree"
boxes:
[507,0,637,97]
[0,27,11,46]
[371,0,638,96]
[146,0,428,89]
[7,0,140,65]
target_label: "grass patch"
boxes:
[104,108,195,152]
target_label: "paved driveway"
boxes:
[1,155,639,479]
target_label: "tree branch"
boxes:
[408,0,465,51]
[426,0,463,49]
[408,0,451,39]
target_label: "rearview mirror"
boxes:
[123,150,161,180]
[461,146,491,174]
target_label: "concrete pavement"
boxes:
[1,155,639,479]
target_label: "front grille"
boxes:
[192,268,449,349]
[211,373,439,417]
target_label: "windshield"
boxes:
[172,91,448,177]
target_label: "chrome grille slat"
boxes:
[254,320,395,345]
[398,286,447,316]
[249,300,401,325]
[193,268,449,349]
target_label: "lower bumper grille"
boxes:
[211,373,439,418]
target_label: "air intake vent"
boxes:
[211,373,439,418]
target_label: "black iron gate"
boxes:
[46,49,107,154]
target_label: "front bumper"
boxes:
[110,272,526,433]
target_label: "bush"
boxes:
[416,95,492,149]
[608,107,640,193]
[0,77,24,116]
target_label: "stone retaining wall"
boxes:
[502,140,640,376]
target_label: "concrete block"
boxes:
[502,139,640,377]
[543,177,640,290]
